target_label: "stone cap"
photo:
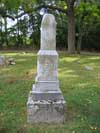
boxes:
[40,13,56,50]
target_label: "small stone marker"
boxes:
[27,14,66,123]
[76,60,81,64]
[84,65,93,71]
[8,58,15,65]
[0,56,6,65]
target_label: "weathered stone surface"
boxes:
[8,58,15,65]
[30,89,64,101]
[0,56,6,65]
[27,13,66,123]
[36,50,58,81]
[34,81,59,91]
[84,65,93,71]
[27,96,66,123]
[41,14,56,50]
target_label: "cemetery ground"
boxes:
[0,51,100,133]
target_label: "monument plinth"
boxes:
[27,14,66,123]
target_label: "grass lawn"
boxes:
[0,51,100,133]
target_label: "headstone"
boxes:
[8,58,15,65]
[0,56,6,65]
[76,60,81,64]
[27,14,66,123]
[84,65,93,71]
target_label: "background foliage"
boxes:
[0,0,100,51]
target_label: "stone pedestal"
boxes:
[27,14,66,123]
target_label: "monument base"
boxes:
[27,85,66,123]
[27,97,66,123]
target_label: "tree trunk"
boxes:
[77,20,83,54]
[67,0,76,54]
[4,17,8,46]
[0,19,3,47]
[17,17,20,47]
[77,33,82,54]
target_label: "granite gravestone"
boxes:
[27,14,66,123]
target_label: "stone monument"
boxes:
[27,14,66,123]
[0,56,6,66]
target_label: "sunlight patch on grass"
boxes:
[0,53,18,56]
[59,69,75,73]
[59,73,79,78]
[77,82,92,88]
[16,58,28,62]
[88,57,100,60]
[60,57,79,62]
[0,67,12,72]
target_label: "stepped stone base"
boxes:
[27,96,66,123]
[27,83,66,123]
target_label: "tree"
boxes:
[0,0,100,52]
[76,0,100,53]
[66,0,76,54]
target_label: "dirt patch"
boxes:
[4,77,17,84]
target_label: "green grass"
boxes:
[0,51,100,133]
